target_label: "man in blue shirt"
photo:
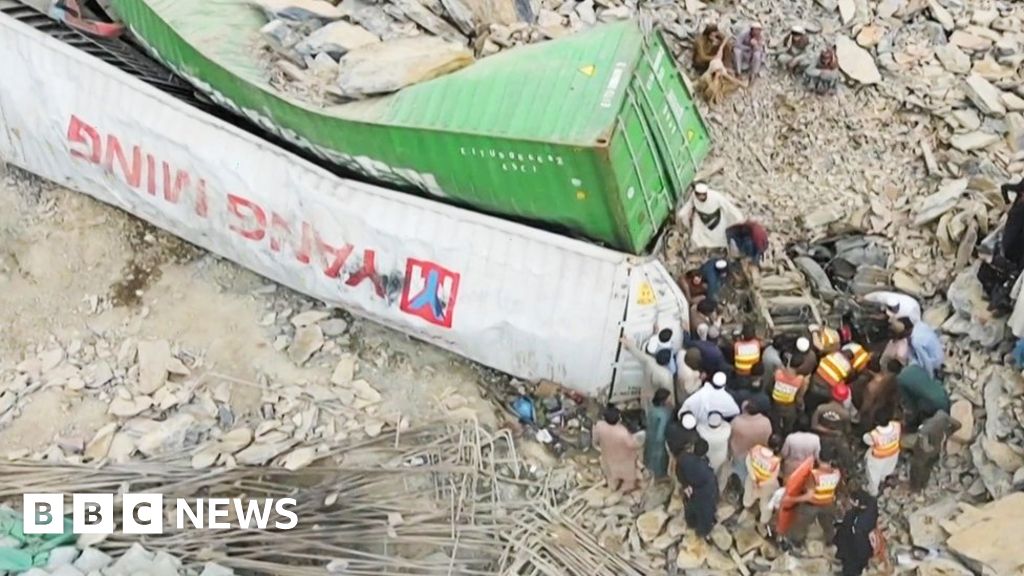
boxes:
[908,320,944,379]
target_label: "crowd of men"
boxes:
[691,20,841,104]
[592,184,968,576]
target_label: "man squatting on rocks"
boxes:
[599,178,964,573]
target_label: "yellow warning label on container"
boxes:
[579,65,596,76]
[636,282,655,306]
[575,190,587,200]
[686,129,695,141]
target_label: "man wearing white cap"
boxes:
[779,25,812,73]
[680,372,741,425]
[733,22,767,79]
[863,290,922,324]
[698,411,732,477]
[620,336,674,406]
[676,182,745,249]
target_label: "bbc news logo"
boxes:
[24,494,298,534]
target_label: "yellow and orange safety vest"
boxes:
[772,369,804,405]
[842,342,870,373]
[811,469,841,505]
[749,445,780,485]
[870,422,901,459]
[816,351,852,388]
[812,327,840,354]
[734,339,761,376]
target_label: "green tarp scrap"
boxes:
[0,507,74,571]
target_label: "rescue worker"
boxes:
[907,409,961,491]
[733,322,762,377]
[677,182,745,249]
[806,347,856,420]
[726,399,773,495]
[861,409,901,497]
[698,410,732,477]
[644,389,673,481]
[842,341,871,375]
[771,356,808,436]
[810,324,842,354]
[677,440,719,538]
[785,445,842,548]
[620,336,674,406]
[811,384,852,439]
[681,372,740,424]
[592,406,641,492]
[744,442,782,528]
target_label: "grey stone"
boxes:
[964,74,1007,117]
[320,318,349,337]
[109,543,154,575]
[45,546,80,570]
[836,36,881,85]
[935,44,971,74]
[295,22,379,58]
[951,131,1000,152]
[73,548,113,573]
[389,0,468,45]
[48,566,84,576]
[288,324,324,365]
[200,563,236,576]
[249,0,345,21]
[335,36,473,98]
[913,179,968,227]
[908,498,958,548]
[947,493,1024,575]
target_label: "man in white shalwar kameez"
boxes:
[677,183,745,249]
[680,372,740,425]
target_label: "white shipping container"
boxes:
[0,12,688,402]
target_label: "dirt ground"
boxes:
[0,162,496,454]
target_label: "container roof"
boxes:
[133,0,644,144]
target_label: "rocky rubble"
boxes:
[15,543,232,576]
[0,293,406,470]
[253,0,644,101]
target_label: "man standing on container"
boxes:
[677,182,745,249]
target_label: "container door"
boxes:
[629,33,706,203]
[607,260,689,404]
[612,90,673,250]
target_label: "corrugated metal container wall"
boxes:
[110,0,712,253]
[0,11,662,394]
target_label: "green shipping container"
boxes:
[110,0,712,253]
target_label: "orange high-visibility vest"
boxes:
[811,469,841,505]
[816,352,852,388]
[842,342,870,373]
[870,422,901,459]
[812,327,840,353]
[772,369,803,405]
[734,339,761,376]
[749,445,780,485]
